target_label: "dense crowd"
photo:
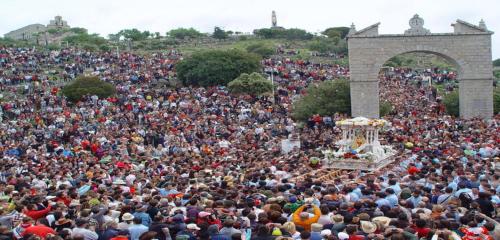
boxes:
[0,46,499,240]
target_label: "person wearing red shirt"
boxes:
[413,219,431,238]
[22,219,56,239]
[408,165,420,175]
[54,192,72,207]
[24,204,51,221]
[346,225,365,240]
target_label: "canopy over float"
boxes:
[322,117,396,171]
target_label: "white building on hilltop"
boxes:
[4,16,70,41]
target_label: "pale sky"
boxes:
[1,0,499,58]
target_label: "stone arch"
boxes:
[347,15,494,119]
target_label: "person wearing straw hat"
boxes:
[360,221,377,235]
[118,213,134,230]
[371,216,390,229]
[329,214,345,234]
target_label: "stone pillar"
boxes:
[350,81,380,118]
[459,79,493,119]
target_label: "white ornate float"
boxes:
[322,117,396,171]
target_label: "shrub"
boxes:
[167,28,203,39]
[380,101,393,117]
[246,43,274,58]
[495,87,500,114]
[176,49,260,87]
[62,76,116,102]
[493,58,500,67]
[228,72,273,96]
[494,70,500,79]
[292,79,351,121]
[443,91,459,117]
[253,28,313,40]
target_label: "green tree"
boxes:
[213,27,228,39]
[253,28,275,39]
[167,28,203,39]
[443,91,460,117]
[176,49,260,87]
[384,56,403,67]
[228,72,273,96]
[308,38,334,53]
[493,58,500,67]
[108,33,121,42]
[494,70,500,79]
[322,27,350,39]
[117,29,150,41]
[47,28,63,34]
[69,27,88,34]
[253,28,313,40]
[332,39,348,54]
[380,101,393,117]
[246,43,274,58]
[283,28,313,40]
[292,79,351,121]
[62,76,116,102]
[307,38,347,54]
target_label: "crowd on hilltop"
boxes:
[0,46,499,240]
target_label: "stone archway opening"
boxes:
[379,51,461,117]
[347,14,494,119]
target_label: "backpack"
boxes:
[458,192,473,208]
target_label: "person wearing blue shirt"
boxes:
[5,147,20,156]
[133,205,152,227]
[375,192,391,208]
[387,179,401,195]
[128,218,149,240]
[454,182,472,198]
[159,183,179,197]
[385,188,399,207]
[407,190,423,208]
[347,188,359,203]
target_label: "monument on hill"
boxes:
[347,14,494,119]
[272,11,277,28]
[270,11,284,30]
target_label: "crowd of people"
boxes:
[0,46,498,240]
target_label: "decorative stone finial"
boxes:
[405,14,430,35]
[479,19,487,30]
[347,23,356,36]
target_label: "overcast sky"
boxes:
[1,0,499,58]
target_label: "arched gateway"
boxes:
[347,14,494,119]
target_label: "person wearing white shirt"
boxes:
[125,174,136,185]
[218,140,230,148]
